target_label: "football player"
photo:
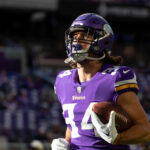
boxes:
[51,13,150,150]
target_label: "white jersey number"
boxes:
[62,103,96,138]
[102,67,119,76]
[58,70,71,78]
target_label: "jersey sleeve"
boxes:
[54,71,64,99]
[113,66,139,102]
[54,70,72,103]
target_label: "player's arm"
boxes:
[51,127,71,150]
[65,127,71,143]
[91,67,150,144]
[115,91,150,144]
[52,88,71,149]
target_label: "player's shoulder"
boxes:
[55,68,75,86]
[101,64,134,76]
[56,69,75,79]
[115,65,135,82]
[117,65,134,74]
[54,69,76,95]
[101,64,139,96]
[114,65,139,93]
[101,63,136,84]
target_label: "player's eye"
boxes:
[73,32,92,41]
[73,33,84,40]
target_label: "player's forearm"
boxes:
[116,124,150,144]
[65,127,71,143]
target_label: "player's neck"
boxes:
[77,60,103,83]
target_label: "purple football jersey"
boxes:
[54,64,139,150]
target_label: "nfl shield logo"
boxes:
[77,86,82,94]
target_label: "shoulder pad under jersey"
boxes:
[115,66,139,93]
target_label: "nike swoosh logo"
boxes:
[123,70,130,74]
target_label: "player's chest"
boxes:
[60,79,114,105]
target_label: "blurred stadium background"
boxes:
[0,0,150,149]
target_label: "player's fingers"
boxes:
[108,110,116,127]
[59,138,69,146]
[91,112,103,126]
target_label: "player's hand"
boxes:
[51,138,70,150]
[91,111,118,144]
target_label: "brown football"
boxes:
[92,101,132,133]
